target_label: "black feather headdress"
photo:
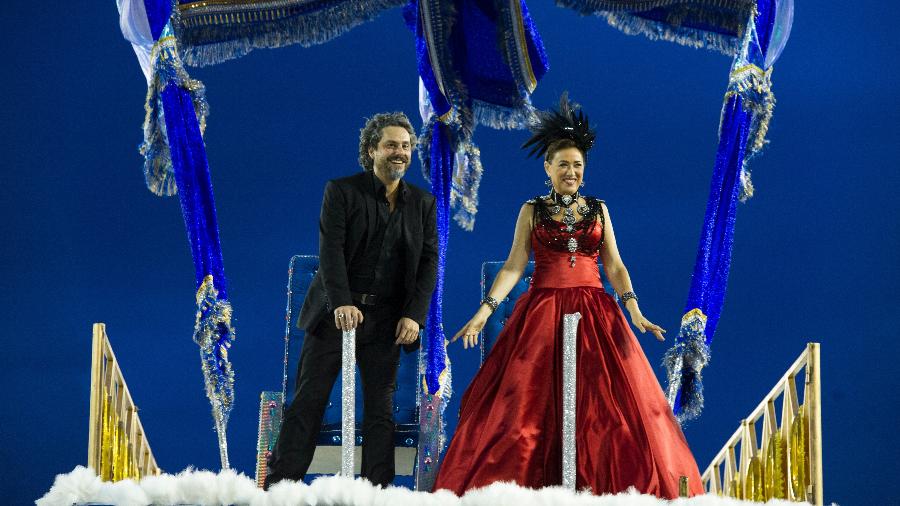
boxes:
[522,92,596,160]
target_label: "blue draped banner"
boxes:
[415,118,454,491]
[118,0,236,468]
[557,0,791,424]
[175,0,408,66]
[411,0,548,483]
[663,0,787,423]
[414,0,548,230]
[559,0,757,56]
[161,77,236,468]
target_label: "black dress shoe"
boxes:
[263,471,283,491]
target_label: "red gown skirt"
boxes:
[433,244,704,497]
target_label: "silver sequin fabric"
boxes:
[341,329,356,476]
[562,312,581,489]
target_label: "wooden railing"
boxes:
[702,343,822,504]
[88,323,160,480]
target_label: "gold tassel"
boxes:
[744,455,764,501]
[114,422,126,481]
[790,405,810,498]
[729,473,743,499]
[100,389,112,481]
[765,430,788,499]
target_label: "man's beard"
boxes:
[377,158,409,180]
[388,166,407,180]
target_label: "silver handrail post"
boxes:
[562,312,582,490]
[341,329,356,477]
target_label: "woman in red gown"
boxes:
[433,97,704,498]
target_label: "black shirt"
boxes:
[348,171,407,300]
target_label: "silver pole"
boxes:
[215,416,229,470]
[562,312,581,490]
[341,329,356,477]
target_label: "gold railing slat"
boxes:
[88,323,161,481]
[702,343,823,505]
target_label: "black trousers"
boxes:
[267,306,401,487]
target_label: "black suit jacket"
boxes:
[297,171,438,342]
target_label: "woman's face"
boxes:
[544,147,585,195]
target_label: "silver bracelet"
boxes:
[619,291,637,305]
[481,296,500,313]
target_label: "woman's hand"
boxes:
[451,310,490,349]
[631,313,666,342]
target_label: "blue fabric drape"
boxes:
[415,0,548,230]
[422,118,454,399]
[663,0,781,424]
[134,0,236,468]
[415,118,455,491]
[412,0,547,485]
[175,0,409,67]
[144,0,171,39]
[161,82,235,469]
[162,84,227,297]
[557,0,757,56]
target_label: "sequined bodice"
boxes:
[529,196,605,289]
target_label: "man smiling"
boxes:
[265,112,438,488]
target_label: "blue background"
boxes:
[2,1,898,504]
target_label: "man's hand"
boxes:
[334,306,364,331]
[395,317,420,345]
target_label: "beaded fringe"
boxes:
[176,0,408,67]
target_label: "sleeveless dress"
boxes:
[433,197,704,498]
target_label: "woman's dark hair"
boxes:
[523,92,596,163]
[358,112,417,171]
[545,138,585,163]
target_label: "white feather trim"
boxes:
[36,467,811,506]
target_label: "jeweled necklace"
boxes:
[548,189,590,267]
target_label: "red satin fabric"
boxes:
[433,213,704,498]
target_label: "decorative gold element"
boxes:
[728,474,742,499]
[682,307,708,326]
[99,387,112,480]
[178,0,296,12]
[730,64,769,85]
[419,0,447,98]
[193,275,237,469]
[89,324,160,480]
[790,405,810,498]
[180,0,265,10]
[700,344,823,505]
[115,422,127,481]
[510,0,537,93]
[149,36,177,62]
[724,63,775,156]
[679,475,689,497]
[744,455,764,501]
[765,430,787,499]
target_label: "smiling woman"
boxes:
[544,143,584,195]
[433,95,703,498]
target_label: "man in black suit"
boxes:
[265,112,438,488]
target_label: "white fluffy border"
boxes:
[36,466,803,506]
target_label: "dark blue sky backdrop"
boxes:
[3,1,898,504]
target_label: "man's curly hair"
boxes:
[358,112,417,171]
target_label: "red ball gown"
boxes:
[433,197,704,498]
